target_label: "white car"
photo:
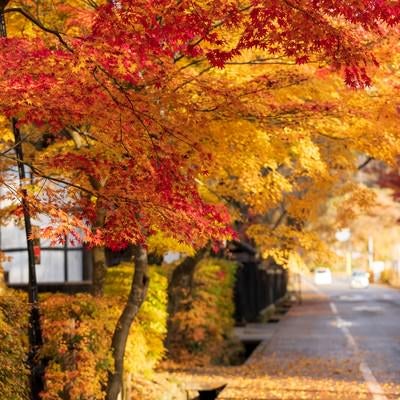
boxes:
[314,267,332,285]
[350,271,369,289]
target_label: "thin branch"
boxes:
[34,176,48,200]
[177,58,207,72]
[0,152,97,197]
[272,209,287,230]
[281,0,319,23]
[173,66,213,92]
[0,133,32,156]
[193,77,309,113]
[357,156,373,170]
[2,7,73,52]
[314,131,348,141]
[93,67,196,149]
[118,113,132,158]
[2,180,23,206]
[92,67,124,107]
[226,59,297,66]
[173,4,252,64]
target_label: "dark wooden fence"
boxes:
[234,260,288,324]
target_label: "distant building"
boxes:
[1,223,91,285]
[0,170,92,291]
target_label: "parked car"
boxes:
[314,267,332,285]
[350,270,369,289]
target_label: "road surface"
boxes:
[218,276,400,399]
[311,277,400,399]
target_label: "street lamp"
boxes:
[335,228,352,275]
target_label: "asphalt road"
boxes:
[312,276,400,399]
[175,278,400,400]
[219,275,400,399]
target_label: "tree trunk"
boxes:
[92,244,106,296]
[0,12,44,399]
[165,247,208,350]
[90,176,107,296]
[12,119,44,399]
[105,245,150,400]
[0,266,6,295]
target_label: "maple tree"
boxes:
[158,31,400,341]
[186,65,396,269]
[1,0,400,399]
[1,1,399,257]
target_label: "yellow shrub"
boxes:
[380,268,400,287]
[105,263,168,376]
[0,264,168,400]
[170,258,238,364]
[40,293,115,400]
[40,263,167,399]
[0,290,30,400]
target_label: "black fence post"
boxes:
[233,252,289,324]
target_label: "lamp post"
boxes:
[336,228,352,275]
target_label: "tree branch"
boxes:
[1,7,73,52]
[357,156,373,170]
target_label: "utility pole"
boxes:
[368,236,374,271]
[0,7,44,399]
[346,240,352,276]
[336,228,352,275]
